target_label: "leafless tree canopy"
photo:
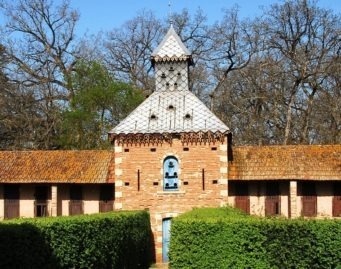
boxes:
[0,0,340,149]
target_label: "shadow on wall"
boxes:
[150,229,156,264]
[228,133,233,162]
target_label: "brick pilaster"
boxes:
[219,143,228,206]
[289,180,298,218]
[51,185,58,217]
[114,143,123,210]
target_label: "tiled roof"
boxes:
[109,89,229,135]
[228,145,341,180]
[110,23,228,136]
[0,150,113,183]
[151,25,192,63]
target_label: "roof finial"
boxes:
[168,0,173,26]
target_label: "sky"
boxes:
[0,0,340,37]
[65,0,341,36]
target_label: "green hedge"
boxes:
[0,211,152,269]
[169,207,341,269]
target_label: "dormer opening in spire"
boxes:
[151,25,193,92]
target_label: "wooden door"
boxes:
[69,185,83,215]
[35,201,48,217]
[162,218,172,262]
[265,182,280,216]
[333,182,341,217]
[99,185,114,212]
[4,185,20,219]
[301,182,317,217]
[235,182,250,214]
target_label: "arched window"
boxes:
[163,156,179,190]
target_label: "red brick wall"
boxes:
[114,137,228,262]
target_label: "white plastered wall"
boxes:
[280,181,289,217]
[19,185,35,218]
[317,182,333,218]
[83,185,99,214]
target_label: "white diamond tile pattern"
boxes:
[158,36,185,57]
[109,90,229,134]
[152,25,191,59]
[155,62,188,92]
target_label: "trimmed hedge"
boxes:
[0,211,152,269]
[169,207,341,269]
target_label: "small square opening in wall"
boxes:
[124,148,129,152]
[150,148,156,152]
[124,182,130,186]
[183,147,189,151]
[212,180,218,184]
[153,182,159,186]
[184,181,189,185]
[211,147,217,151]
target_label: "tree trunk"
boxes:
[300,87,317,144]
[283,92,296,145]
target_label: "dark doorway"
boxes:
[34,185,49,217]
[69,185,83,215]
[233,182,250,214]
[265,181,281,216]
[333,182,341,217]
[4,184,20,219]
[300,182,317,217]
[99,185,114,212]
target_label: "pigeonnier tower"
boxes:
[109,24,230,263]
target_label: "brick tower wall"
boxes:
[114,137,228,263]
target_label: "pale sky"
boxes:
[66,0,341,36]
[0,0,340,37]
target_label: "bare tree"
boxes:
[213,0,340,145]
[104,9,212,98]
[308,55,341,144]
[261,0,340,144]
[1,0,339,149]
[207,6,256,110]
[0,0,80,149]
[0,0,79,98]
[105,10,163,94]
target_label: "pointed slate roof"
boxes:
[109,25,229,136]
[151,25,192,64]
[109,89,229,134]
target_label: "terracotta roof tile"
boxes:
[228,145,341,180]
[0,150,113,183]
